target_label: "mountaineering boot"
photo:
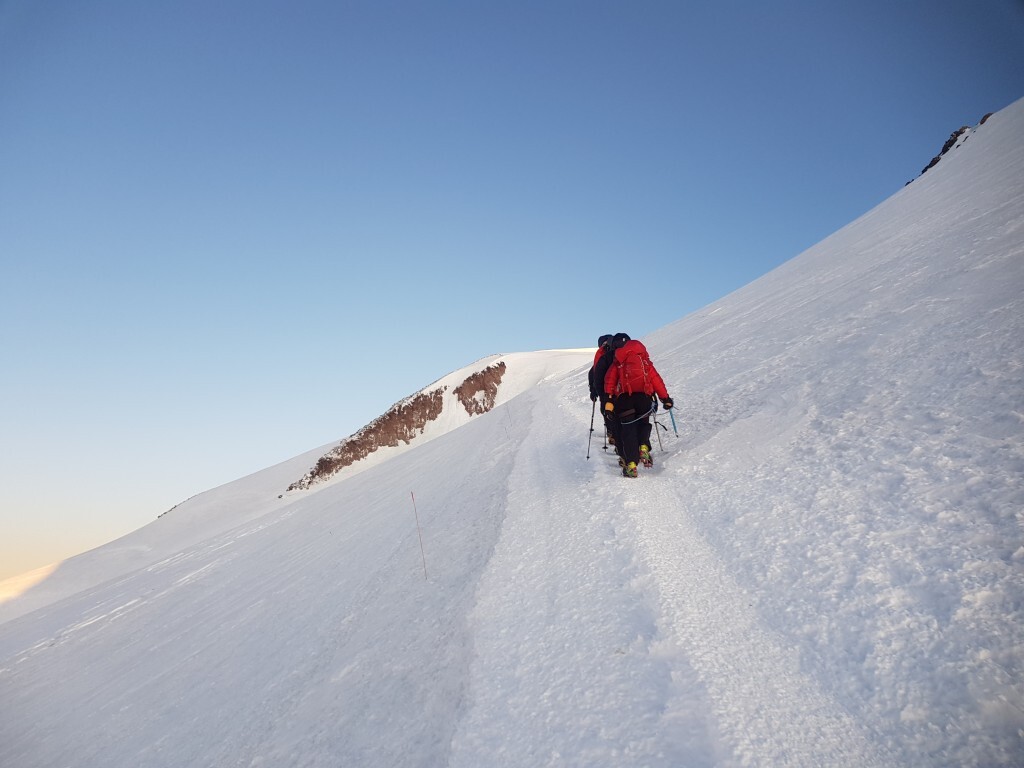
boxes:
[639,445,653,468]
[622,461,638,478]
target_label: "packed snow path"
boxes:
[449,381,894,767]
[632,476,890,767]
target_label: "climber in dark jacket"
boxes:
[588,334,620,454]
[588,334,614,402]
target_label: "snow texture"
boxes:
[1,98,1022,767]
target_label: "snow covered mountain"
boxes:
[1,98,1022,767]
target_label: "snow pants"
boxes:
[613,393,655,466]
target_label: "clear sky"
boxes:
[1,0,1022,581]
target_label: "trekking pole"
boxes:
[652,400,665,451]
[586,399,596,459]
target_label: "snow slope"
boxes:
[1,98,1022,767]
[0,349,590,623]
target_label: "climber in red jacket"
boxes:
[603,333,673,478]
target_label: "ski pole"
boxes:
[586,399,596,459]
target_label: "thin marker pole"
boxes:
[410,492,428,580]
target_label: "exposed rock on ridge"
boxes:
[454,362,506,415]
[921,125,971,175]
[287,361,507,491]
[915,112,994,181]
[287,389,445,491]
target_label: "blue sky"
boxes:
[1,0,1022,580]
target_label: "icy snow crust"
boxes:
[1,99,1022,766]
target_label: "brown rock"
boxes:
[287,387,446,490]
[453,362,506,416]
[288,360,508,491]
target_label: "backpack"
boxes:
[614,340,654,396]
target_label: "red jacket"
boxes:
[604,340,669,399]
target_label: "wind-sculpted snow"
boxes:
[638,99,1024,765]
[1,100,1022,767]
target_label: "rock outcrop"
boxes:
[453,362,506,415]
[921,125,971,175]
[915,112,996,181]
[287,361,507,491]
